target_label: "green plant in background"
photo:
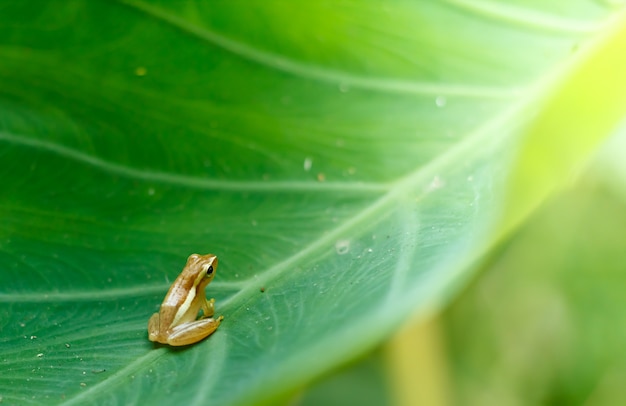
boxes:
[1,1,625,405]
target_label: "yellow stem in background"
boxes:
[384,315,450,406]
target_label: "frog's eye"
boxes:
[206,265,214,275]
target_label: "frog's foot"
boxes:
[147,312,160,342]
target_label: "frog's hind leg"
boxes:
[166,316,224,346]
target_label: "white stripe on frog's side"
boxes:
[172,285,198,326]
[172,267,207,326]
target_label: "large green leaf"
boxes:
[1,1,625,405]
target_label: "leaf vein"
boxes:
[117,0,522,98]
[446,0,606,33]
[0,132,388,193]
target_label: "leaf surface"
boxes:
[1,1,625,404]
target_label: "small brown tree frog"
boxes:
[148,254,223,346]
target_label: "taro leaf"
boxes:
[1,1,625,405]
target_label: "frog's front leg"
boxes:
[166,316,224,346]
[201,298,216,318]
